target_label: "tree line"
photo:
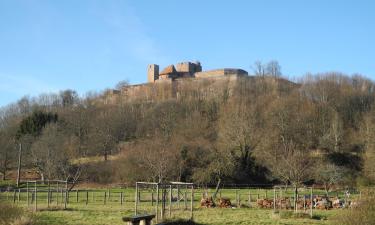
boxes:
[0,70,375,192]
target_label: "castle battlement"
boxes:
[147,61,248,83]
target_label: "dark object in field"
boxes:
[218,198,232,208]
[200,197,215,208]
[122,214,155,225]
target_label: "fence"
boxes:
[0,182,362,218]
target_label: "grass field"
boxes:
[0,185,348,225]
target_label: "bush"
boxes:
[335,195,375,225]
[0,203,35,225]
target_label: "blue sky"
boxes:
[0,0,374,107]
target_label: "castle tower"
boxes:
[147,64,159,83]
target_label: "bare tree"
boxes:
[252,60,266,77]
[266,60,282,77]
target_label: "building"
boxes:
[147,61,248,83]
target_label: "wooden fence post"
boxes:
[57,187,59,205]
[310,187,313,218]
[34,182,37,211]
[65,181,68,205]
[86,191,88,205]
[169,185,172,217]
[151,191,154,206]
[296,193,299,213]
[120,192,123,206]
[27,182,29,206]
[104,191,107,205]
[248,191,251,207]
[235,190,238,206]
[184,188,187,209]
[273,188,276,212]
[135,183,138,215]
[156,184,159,222]
[47,189,50,208]
[48,181,51,206]
[13,189,16,203]
[190,186,194,220]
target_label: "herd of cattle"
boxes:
[200,195,359,209]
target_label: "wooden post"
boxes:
[190,186,194,220]
[296,193,299,213]
[279,188,282,210]
[64,190,67,210]
[61,187,63,203]
[248,191,251,207]
[64,181,67,210]
[56,182,59,205]
[104,191,107,205]
[48,180,51,205]
[47,189,50,208]
[86,191,88,205]
[310,187,313,218]
[239,193,242,208]
[177,185,180,209]
[13,189,16,203]
[65,181,68,205]
[56,187,59,205]
[161,189,166,221]
[184,187,187,209]
[235,190,238,206]
[135,183,138,215]
[156,184,159,222]
[273,188,276,212]
[27,182,29,207]
[151,191,154,206]
[34,182,37,211]
[120,192,123,206]
[169,185,172,217]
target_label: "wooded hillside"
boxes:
[1,72,375,189]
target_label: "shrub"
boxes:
[0,203,36,225]
[335,195,375,225]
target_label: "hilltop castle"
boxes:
[147,61,248,83]
[103,61,249,104]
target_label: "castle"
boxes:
[147,61,248,83]
[103,61,249,104]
